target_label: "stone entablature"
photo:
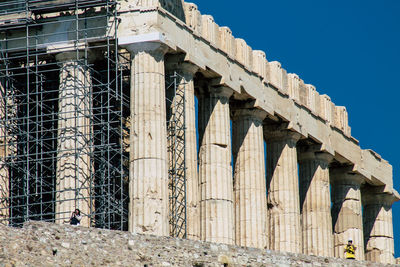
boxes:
[180,1,350,135]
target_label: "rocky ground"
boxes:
[0,221,397,267]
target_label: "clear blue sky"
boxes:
[195,0,400,257]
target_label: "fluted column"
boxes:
[330,169,364,260]
[0,82,16,225]
[55,52,93,227]
[0,82,8,224]
[198,86,234,245]
[264,127,301,253]
[0,137,7,226]
[0,156,7,225]
[165,58,199,240]
[362,191,396,264]
[232,108,267,249]
[298,145,333,256]
[127,42,169,236]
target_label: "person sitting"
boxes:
[70,209,82,226]
[344,239,356,260]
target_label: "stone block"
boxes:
[299,80,307,106]
[235,38,252,70]
[320,94,333,123]
[305,84,316,112]
[282,69,289,95]
[219,26,235,58]
[201,15,220,47]
[183,2,202,34]
[287,73,300,102]
[267,61,287,93]
[334,106,350,136]
[252,50,267,79]
[314,91,321,115]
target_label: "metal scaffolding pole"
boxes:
[166,72,187,238]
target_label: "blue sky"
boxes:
[195,0,400,257]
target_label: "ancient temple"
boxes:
[0,0,397,264]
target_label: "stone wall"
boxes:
[0,221,396,267]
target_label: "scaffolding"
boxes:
[166,72,187,239]
[0,0,187,237]
[0,0,130,230]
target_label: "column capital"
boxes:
[55,51,85,62]
[55,50,99,63]
[264,124,301,144]
[297,144,333,166]
[362,191,398,206]
[176,62,199,76]
[232,108,267,123]
[125,42,169,59]
[209,86,234,99]
[165,55,199,76]
[330,167,365,186]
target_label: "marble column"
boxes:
[198,86,234,245]
[0,81,17,225]
[55,52,93,227]
[232,108,267,249]
[0,155,8,225]
[0,83,8,223]
[165,59,199,240]
[363,191,396,264]
[298,145,333,256]
[264,127,302,253]
[330,169,364,260]
[127,42,169,236]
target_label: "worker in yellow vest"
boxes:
[344,239,357,260]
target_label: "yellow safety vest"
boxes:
[345,245,356,259]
